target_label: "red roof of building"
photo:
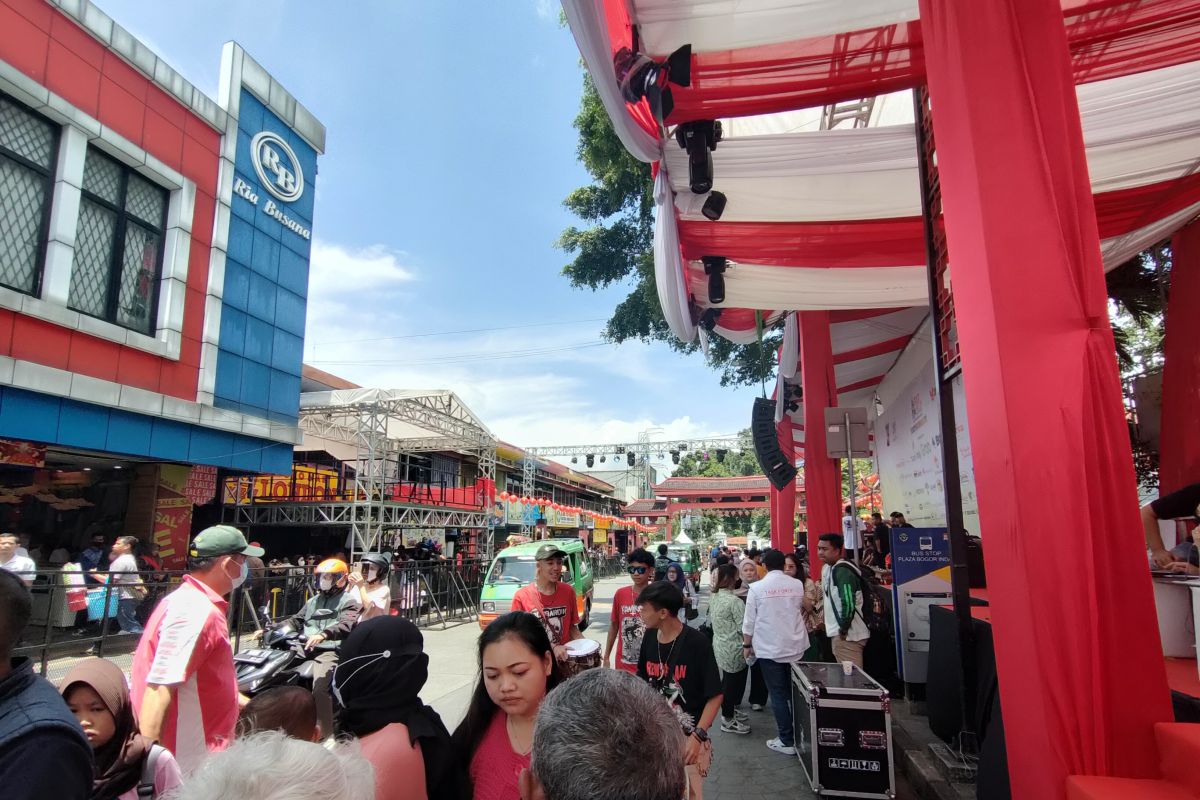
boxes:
[655,475,775,494]
[625,498,668,515]
[301,364,360,391]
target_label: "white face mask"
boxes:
[228,558,248,589]
[319,575,335,591]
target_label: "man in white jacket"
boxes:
[742,549,810,756]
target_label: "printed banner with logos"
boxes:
[184,465,218,506]
[592,529,608,545]
[889,527,952,684]
[401,528,446,549]
[875,361,979,532]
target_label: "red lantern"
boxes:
[499,491,509,501]
[521,496,531,505]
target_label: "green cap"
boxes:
[189,525,264,559]
[535,543,568,561]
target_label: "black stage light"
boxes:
[615,446,626,455]
[613,44,691,123]
[679,443,688,451]
[701,191,727,221]
[586,454,595,468]
[571,456,578,464]
[627,452,636,467]
[703,256,727,305]
[674,120,722,194]
[699,307,722,332]
[600,455,607,463]
[671,450,680,464]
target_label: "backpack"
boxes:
[832,562,890,635]
[137,744,165,799]
[654,554,672,581]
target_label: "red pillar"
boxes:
[770,417,796,550]
[799,311,841,558]
[920,0,1171,794]
[1160,222,1200,494]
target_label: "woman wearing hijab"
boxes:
[332,616,462,800]
[664,563,695,622]
[60,658,183,800]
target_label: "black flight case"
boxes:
[791,661,896,798]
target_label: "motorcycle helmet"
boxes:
[361,553,390,584]
[314,558,349,594]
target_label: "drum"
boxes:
[562,638,601,678]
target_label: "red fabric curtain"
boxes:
[921,0,1172,795]
[769,417,797,550]
[665,0,1200,124]
[1159,221,1200,493]
[799,311,841,557]
[674,173,1200,271]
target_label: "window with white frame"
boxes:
[69,146,168,334]
[0,94,59,296]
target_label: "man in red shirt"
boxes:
[131,525,263,772]
[510,543,581,662]
[604,547,654,673]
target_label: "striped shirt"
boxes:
[131,574,238,773]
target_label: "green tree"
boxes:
[558,77,780,387]
[669,430,771,537]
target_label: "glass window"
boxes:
[69,147,167,334]
[0,95,58,295]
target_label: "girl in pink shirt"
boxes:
[452,612,564,800]
[332,617,461,800]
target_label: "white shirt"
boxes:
[0,553,36,584]
[841,516,864,550]
[742,569,810,661]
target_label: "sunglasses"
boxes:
[628,566,648,575]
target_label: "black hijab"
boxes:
[333,616,459,796]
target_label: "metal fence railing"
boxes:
[589,553,627,579]
[14,559,487,683]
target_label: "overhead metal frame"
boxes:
[244,390,501,558]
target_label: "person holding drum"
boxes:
[453,612,563,800]
[604,548,654,673]
[510,544,582,663]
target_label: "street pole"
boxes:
[844,410,860,567]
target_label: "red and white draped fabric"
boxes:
[561,0,1200,794]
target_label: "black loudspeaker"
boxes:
[751,397,797,490]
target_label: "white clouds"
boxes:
[533,0,556,20]
[302,239,752,452]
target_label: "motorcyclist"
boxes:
[347,553,392,622]
[288,558,362,651]
[278,558,361,733]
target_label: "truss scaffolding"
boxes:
[226,389,498,558]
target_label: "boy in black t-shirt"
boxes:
[1145,482,1200,570]
[637,581,722,800]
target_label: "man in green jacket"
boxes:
[817,533,870,669]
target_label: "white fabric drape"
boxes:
[561,0,661,164]
[665,60,1200,222]
[780,312,798,379]
[830,308,927,354]
[688,262,929,310]
[632,0,919,56]
[653,167,698,342]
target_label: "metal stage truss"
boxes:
[518,435,746,532]
[227,389,498,559]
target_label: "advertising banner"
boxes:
[876,363,979,531]
[184,465,218,506]
[401,528,446,549]
[552,508,580,528]
[889,527,952,684]
[222,465,342,504]
[592,529,608,545]
[0,439,45,467]
[153,464,194,570]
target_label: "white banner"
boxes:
[875,359,979,534]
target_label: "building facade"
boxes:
[0,0,323,565]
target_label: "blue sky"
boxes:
[97,0,760,455]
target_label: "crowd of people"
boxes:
[1,516,901,800]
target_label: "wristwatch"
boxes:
[742,644,752,650]
[692,727,709,742]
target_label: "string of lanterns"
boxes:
[496,491,658,533]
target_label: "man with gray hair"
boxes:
[519,669,687,800]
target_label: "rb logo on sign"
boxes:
[250,131,305,204]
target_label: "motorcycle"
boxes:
[234,608,335,695]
